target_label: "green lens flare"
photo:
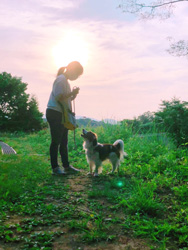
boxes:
[117,181,123,187]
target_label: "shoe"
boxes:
[52,166,66,175]
[64,165,81,173]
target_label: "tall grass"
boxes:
[0,123,188,249]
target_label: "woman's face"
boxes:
[66,68,80,81]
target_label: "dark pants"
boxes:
[46,108,69,169]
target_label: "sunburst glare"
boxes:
[52,31,89,68]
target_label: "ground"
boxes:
[0,172,152,250]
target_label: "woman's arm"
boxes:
[56,88,79,103]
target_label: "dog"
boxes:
[81,129,127,176]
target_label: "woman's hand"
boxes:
[71,87,80,100]
[72,87,80,96]
[56,87,80,102]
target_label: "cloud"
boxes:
[1,1,188,120]
[38,0,81,10]
[0,0,85,29]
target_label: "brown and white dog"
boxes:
[81,129,127,176]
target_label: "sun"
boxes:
[52,31,89,68]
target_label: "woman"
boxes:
[46,61,84,175]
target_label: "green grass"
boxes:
[0,124,188,249]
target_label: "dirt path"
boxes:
[0,173,151,250]
[51,174,151,250]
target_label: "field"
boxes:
[0,124,188,250]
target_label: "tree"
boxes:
[155,98,188,146]
[0,72,44,132]
[137,111,154,123]
[167,39,188,58]
[118,0,188,58]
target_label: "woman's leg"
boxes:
[46,109,62,169]
[59,128,80,172]
[59,127,69,168]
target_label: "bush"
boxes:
[155,98,188,146]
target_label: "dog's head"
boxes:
[81,129,97,146]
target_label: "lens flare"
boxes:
[117,181,123,187]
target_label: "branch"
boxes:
[135,0,188,9]
[119,0,188,19]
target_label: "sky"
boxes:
[0,0,188,121]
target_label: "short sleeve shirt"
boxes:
[47,74,72,112]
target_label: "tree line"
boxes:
[1,72,188,147]
[121,98,188,146]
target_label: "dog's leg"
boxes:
[87,162,94,175]
[94,162,101,177]
[117,160,120,175]
[110,154,119,173]
[90,162,94,175]
[112,162,117,173]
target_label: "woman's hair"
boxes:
[57,61,83,77]
[57,67,66,76]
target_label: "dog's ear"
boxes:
[93,138,97,146]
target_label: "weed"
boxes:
[0,127,188,249]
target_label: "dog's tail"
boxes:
[113,139,128,161]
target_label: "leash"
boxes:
[73,87,77,149]
[73,99,76,149]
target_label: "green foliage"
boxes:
[119,181,165,217]
[120,98,188,148]
[0,155,49,201]
[0,126,188,249]
[125,111,155,134]
[155,98,188,146]
[77,118,104,127]
[0,72,44,132]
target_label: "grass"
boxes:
[0,124,188,249]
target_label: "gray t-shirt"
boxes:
[47,74,72,113]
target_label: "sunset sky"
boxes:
[1,0,188,121]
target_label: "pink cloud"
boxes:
[0,1,188,120]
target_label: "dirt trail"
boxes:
[0,174,151,250]
[52,174,151,250]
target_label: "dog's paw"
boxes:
[124,152,128,158]
[87,172,93,176]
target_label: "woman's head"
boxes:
[57,61,83,81]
